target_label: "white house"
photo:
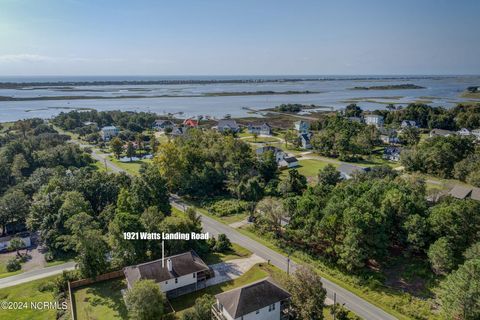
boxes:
[383,147,402,162]
[472,129,480,141]
[100,126,119,141]
[294,120,309,134]
[153,120,175,131]
[457,128,471,136]
[123,251,211,298]
[0,233,31,252]
[248,123,272,135]
[278,156,299,169]
[212,279,291,320]
[364,115,384,127]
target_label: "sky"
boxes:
[0,0,479,76]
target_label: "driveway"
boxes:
[206,254,266,286]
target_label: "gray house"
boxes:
[300,133,312,149]
[294,120,310,134]
[338,163,369,180]
[153,120,174,131]
[217,119,240,133]
[248,123,272,135]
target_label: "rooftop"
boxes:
[215,278,290,318]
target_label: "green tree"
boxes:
[125,279,166,320]
[110,137,123,159]
[428,237,455,275]
[214,234,232,252]
[317,164,341,187]
[399,127,420,146]
[0,189,30,236]
[8,237,25,257]
[126,141,136,161]
[76,229,109,279]
[288,266,326,320]
[255,197,285,236]
[181,294,214,320]
[277,169,307,196]
[439,259,480,320]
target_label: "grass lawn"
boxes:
[0,254,23,279]
[295,159,335,178]
[0,275,58,320]
[170,263,286,317]
[72,278,128,320]
[109,156,151,176]
[201,243,252,265]
[217,212,249,225]
[244,136,280,143]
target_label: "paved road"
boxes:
[170,197,397,320]
[67,136,397,319]
[0,262,76,289]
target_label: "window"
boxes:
[165,281,168,284]
[175,278,178,284]
[256,310,260,314]
[193,273,196,278]
[269,303,276,311]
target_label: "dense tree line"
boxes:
[310,115,378,160]
[154,129,279,199]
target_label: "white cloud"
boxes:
[0,54,53,63]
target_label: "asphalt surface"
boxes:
[170,197,397,320]
[0,262,76,289]
[3,136,397,319]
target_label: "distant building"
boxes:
[430,129,455,138]
[379,128,399,144]
[183,119,199,128]
[153,120,174,131]
[0,232,31,252]
[300,133,312,149]
[170,125,188,136]
[124,251,211,298]
[457,128,471,136]
[255,146,285,163]
[100,126,119,141]
[383,146,402,162]
[212,279,291,320]
[401,120,418,128]
[278,156,299,169]
[364,114,384,127]
[294,120,310,134]
[448,185,480,201]
[248,123,272,135]
[472,129,480,141]
[217,119,239,133]
[347,116,363,123]
[338,163,369,180]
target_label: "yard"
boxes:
[0,253,23,279]
[0,275,58,320]
[295,158,336,178]
[170,263,286,317]
[201,243,252,265]
[72,278,128,320]
[108,156,152,176]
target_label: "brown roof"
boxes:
[215,278,290,318]
[448,185,472,199]
[124,250,209,287]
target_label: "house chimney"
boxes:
[167,258,172,272]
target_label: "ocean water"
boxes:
[0,75,479,122]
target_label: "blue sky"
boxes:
[0,0,479,75]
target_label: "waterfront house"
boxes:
[170,125,188,137]
[153,120,174,131]
[123,250,211,298]
[364,114,384,127]
[248,123,272,135]
[212,279,291,320]
[217,119,240,133]
[100,126,119,141]
[294,120,309,134]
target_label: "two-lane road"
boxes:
[170,197,397,320]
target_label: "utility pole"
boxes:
[287,252,291,275]
[333,293,337,320]
[104,158,108,172]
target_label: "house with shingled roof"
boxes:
[212,278,291,320]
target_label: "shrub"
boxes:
[214,234,232,253]
[38,281,54,292]
[6,258,21,272]
[207,199,249,216]
[44,251,54,262]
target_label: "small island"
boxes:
[350,84,425,90]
